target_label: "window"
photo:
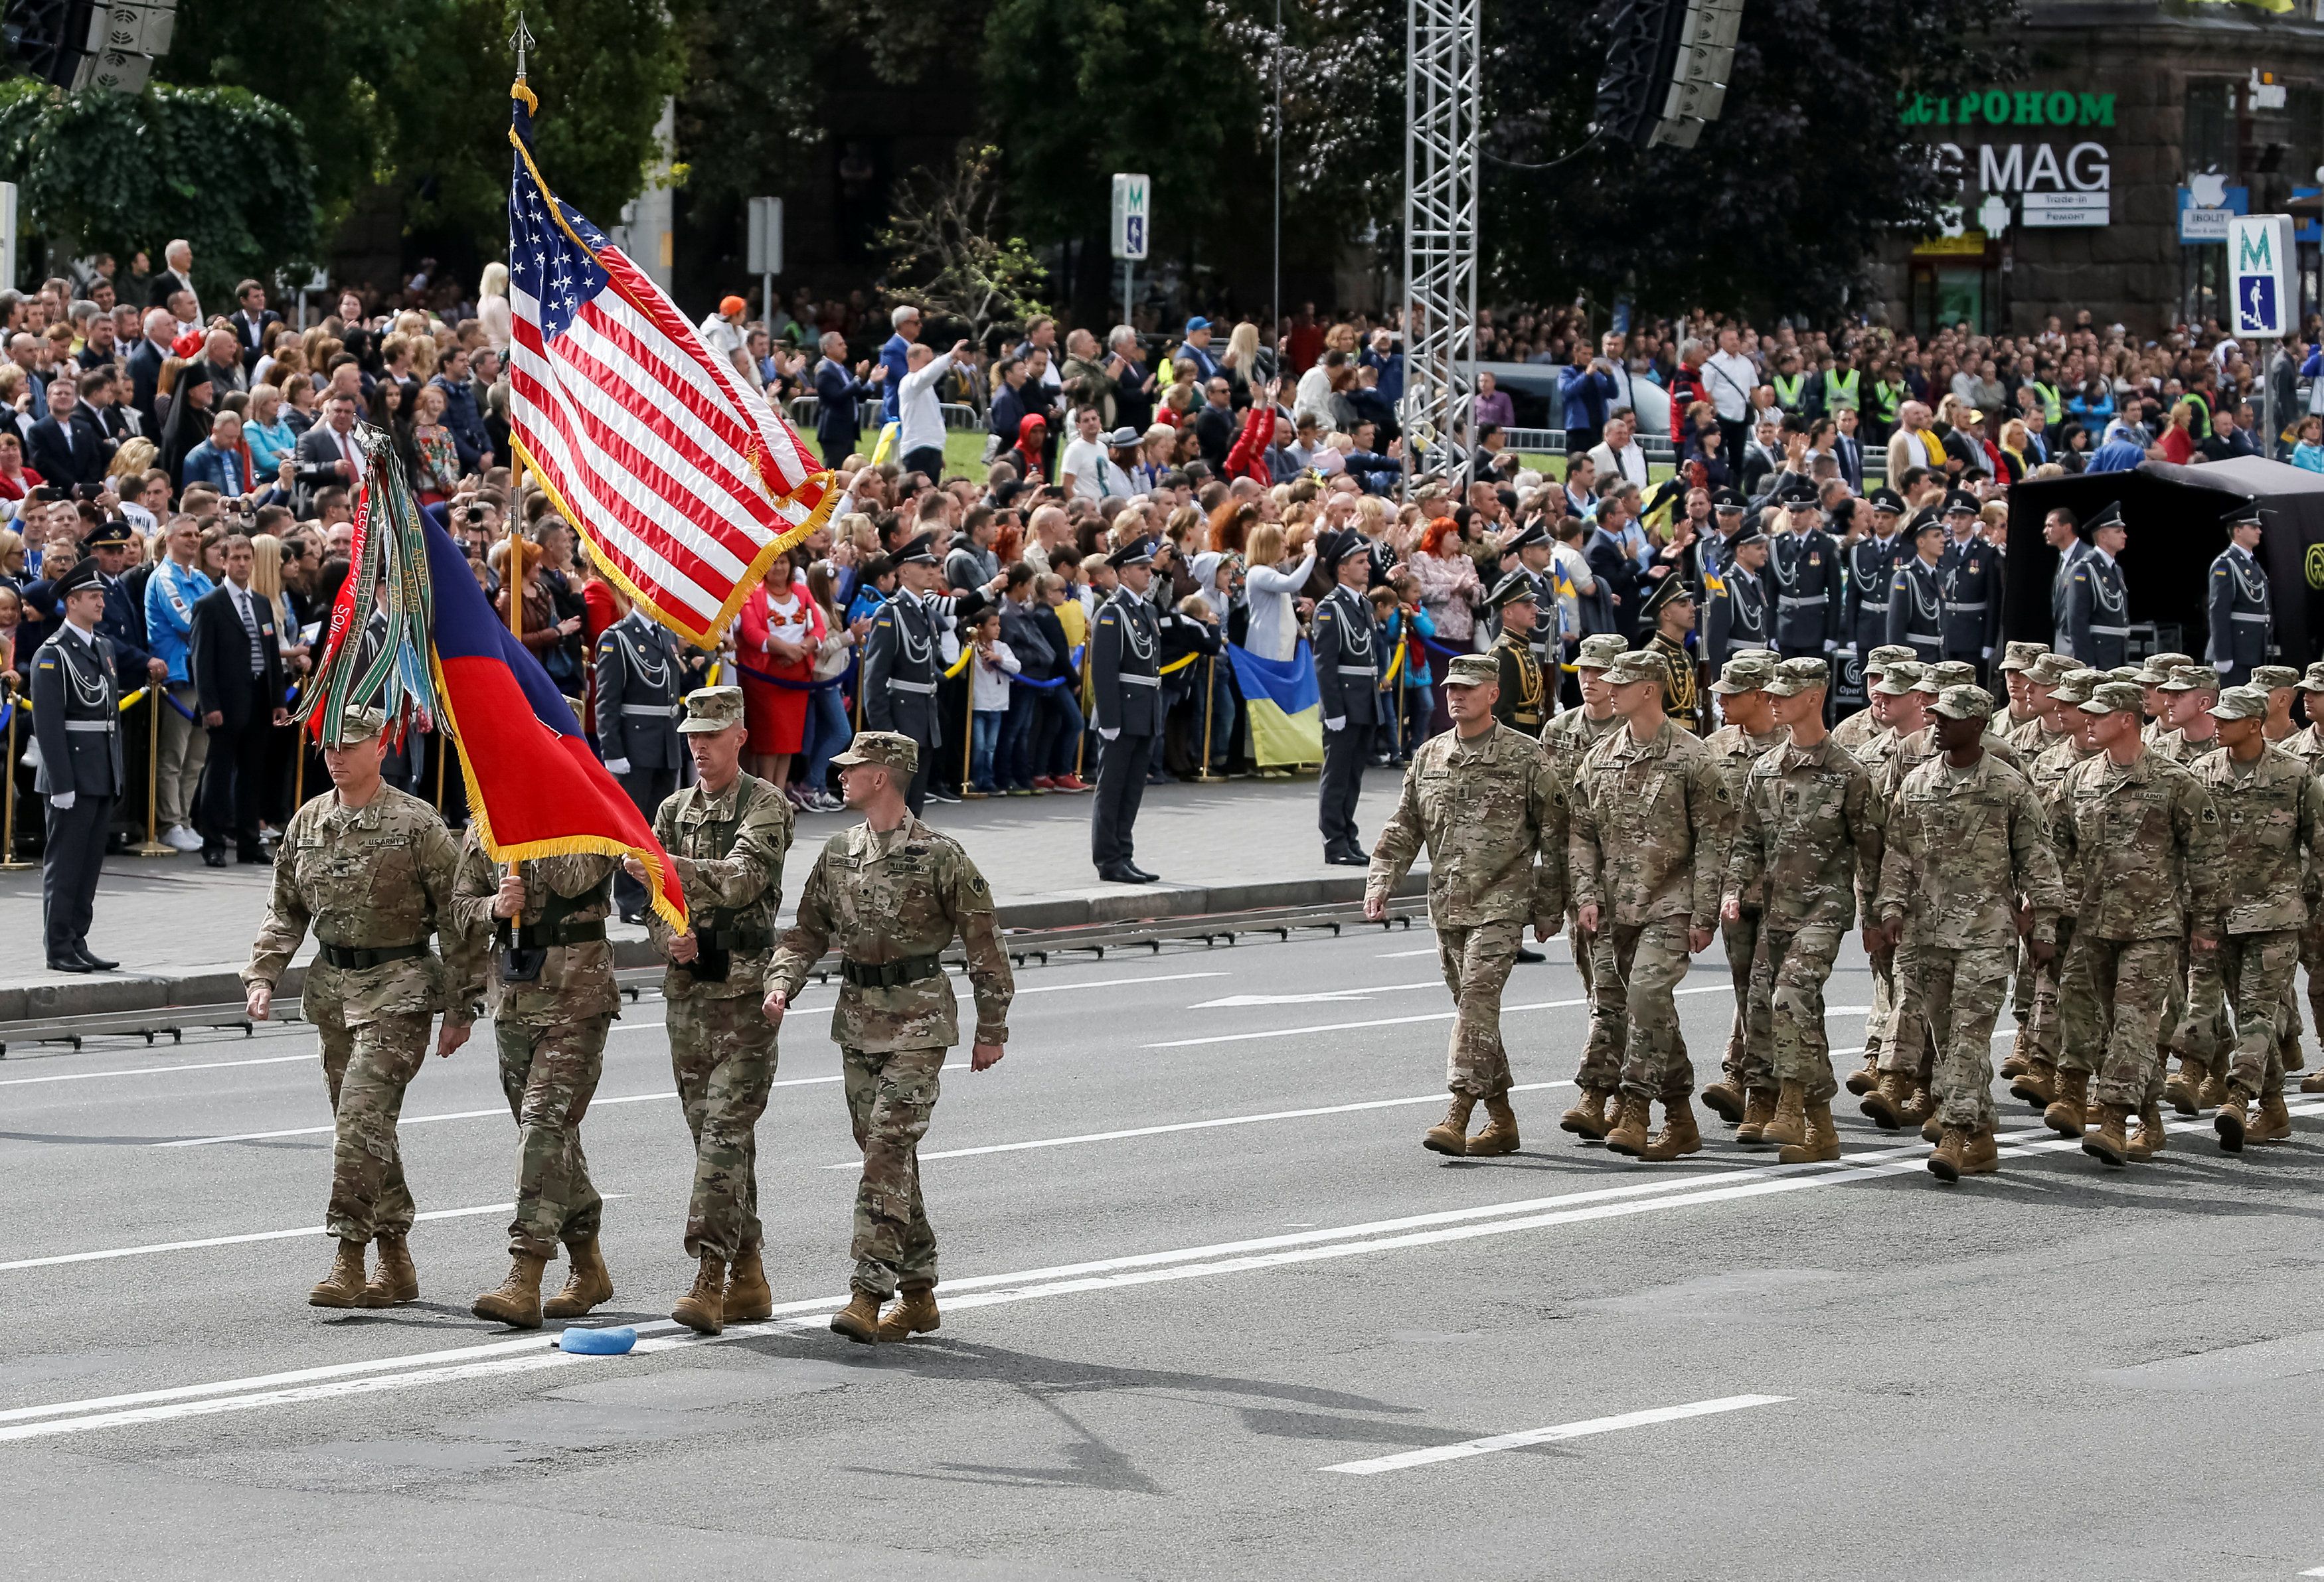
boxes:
[2185,79,2237,181]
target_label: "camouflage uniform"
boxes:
[2021,671,2106,1071]
[1874,694,2064,1133]
[1829,645,1915,1080]
[245,779,474,1246]
[452,838,619,1259]
[768,741,1013,1301]
[1568,674,1730,1103]
[1540,634,1627,999]
[1367,694,1566,1100]
[651,761,795,1263]
[1701,651,1785,1095]
[2280,683,2324,1084]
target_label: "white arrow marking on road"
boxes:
[1323,1394,1791,1475]
[1193,980,1444,1009]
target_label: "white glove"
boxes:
[1981,645,1994,660]
[1099,727,1120,742]
[2215,659,2235,674]
[1823,639,1839,655]
[604,757,632,775]
[1325,716,1346,733]
[48,791,75,811]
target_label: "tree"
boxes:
[0,80,317,297]
[878,143,1050,339]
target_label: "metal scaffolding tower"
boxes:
[1401,0,1479,488]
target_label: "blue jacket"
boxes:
[430,373,489,471]
[1362,349,1404,406]
[1558,363,1619,434]
[142,559,214,684]
[2086,437,2145,474]
[878,333,912,422]
[180,438,254,495]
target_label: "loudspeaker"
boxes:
[1592,0,1742,151]
[3,0,174,94]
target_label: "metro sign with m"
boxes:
[2230,214,2296,339]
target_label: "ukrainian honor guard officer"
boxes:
[2206,497,2270,688]
[862,533,998,815]
[243,704,478,1309]
[628,686,795,1336]
[1091,538,1164,884]
[31,558,125,973]
[1887,514,1948,664]
[454,835,621,1330]
[1366,653,1566,1157]
[2064,503,2132,672]
[1937,490,2003,682]
[1846,489,1908,658]
[1313,529,1381,865]
[1705,528,1774,672]
[763,731,1015,1345]
[1768,477,1843,660]
[1638,575,1702,734]
[595,601,686,923]
[1485,572,1548,738]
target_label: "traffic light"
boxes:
[3,0,176,93]
[1592,0,1742,151]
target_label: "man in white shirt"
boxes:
[896,338,965,477]
[1059,404,1132,501]
[1704,326,1760,458]
[697,295,760,390]
[1586,410,1649,491]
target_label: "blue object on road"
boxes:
[557,1325,637,1355]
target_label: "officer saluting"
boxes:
[1705,526,1773,670]
[1091,538,1164,884]
[595,601,685,923]
[2206,496,2269,688]
[1767,477,1842,659]
[31,557,125,973]
[1485,572,1548,738]
[1936,490,2002,682]
[861,532,998,815]
[2065,503,2132,672]
[1314,529,1380,866]
[1887,513,1948,664]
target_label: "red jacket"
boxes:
[1224,404,1275,485]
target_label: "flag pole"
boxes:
[507,12,534,646]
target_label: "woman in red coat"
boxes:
[736,548,819,792]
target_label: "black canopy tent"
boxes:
[2003,457,2324,667]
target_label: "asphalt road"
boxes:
[5,923,2324,1581]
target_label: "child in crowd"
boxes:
[965,608,1020,797]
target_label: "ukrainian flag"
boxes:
[1227,639,1324,767]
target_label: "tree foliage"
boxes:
[878,143,1050,337]
[0,80,317,295]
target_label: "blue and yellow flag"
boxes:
[1226,639,1324,767]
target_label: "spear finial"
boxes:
[511,12,536,82]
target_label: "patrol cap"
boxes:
[2220,495,2264,529]
[2076,501,2124,541]
[1871,661,1929,696]
[1930,684,1994,722]
[677,685,747,734]
[1942,489,1981,517]
[47,557,103,597]
[2107,666,2148,685]
[1442,653,1499,689]
[1638,575,1693,620]
[1600,648,1668,687]
[1573,633,1628,671]
[1106,538,1155,570]
[2297,661,2324,694]
[1928,661,1979,690]
[1997,640,2050,673]
[2131,651,2193,686]
[1711,489,1746,513]
[1711,651,1780,694]
[1767,657,1829,696]
[2079,680,2145,716]
[2158,663,2220,694]
[2049,669,2101,706]
[1865,643,1916,672]
[1866,487,1906,515]
[1485,570,1536,611]
[333,704,388,744]
[2250,664,2299,692]
[84,517,136,546]
[831,728,919,773]
[2209,684,2270,722]
[894,532,940,566]
[2025,652,2080,686]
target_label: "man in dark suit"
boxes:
[814,331,882,467]
[30,558,125,971]
[145,239,200,318]
[26,373,110,489]
[1832,408,1867,492]
[294,393,368,514]
[230,279,282,371]
[126,306,176,434]
[189,532,288,866]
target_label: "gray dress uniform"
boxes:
[1704,546,1772,669]
[859,588,944,815]
[30,597,124,969]
[1939,530,2003,674]
[2206,534,2269,688]
[1090,560,1163,877]
[2066,547,2131,672]
[1770,522,1843,657]
[1313,545,1380,863]
[595,609,685,918]
[1845,520,1904,657]
[1886,543,1948,664]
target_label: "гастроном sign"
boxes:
[1899,90,2117,128]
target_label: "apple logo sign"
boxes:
[2190,171,2229,208]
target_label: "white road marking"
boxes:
[819,1081,1577,1168]
[1323,1394,1791,1474]
[1149,986,1729,1048]
[1193,981,1444,1009]
[0,1198,629,1273]
[0,1052,319,1088]
[1017,971,1228,995]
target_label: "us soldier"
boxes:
[2204,497,2269,689]
[1365,652,1565,1156]
[1855,663,1941,1130]
[1886,515,1947,665]
[1833,646,1915,757]
[2254,664,2301,743]
[1836,652,1924,1096]
[1091,538,1164,883]
[1313,529,1380,866]
[1936,491,2001,682]
[244,705,477,1308]
[1767,478,1842,661]
[2009,667,2106,1111]
[1696,650,1785,1132]
[2179,686,2321,1150]
[1485,573,1549,738]
[2283,663,2324,1093]
[2150,663,2225,1109]
[456,838,620,1328]
[1568,647,1728,1159]
[2151,661,2222,765]
[1704,528,1773,671]
[2048,681,2221,1167]
[2134,651,2193,748]
[1996,641,2052,750]
[1873,686,2062,1181]
[1996,651,2075,1080]
[30,557,124,973]
[1546,635,1627,1127]
[2064,505,2132,672]
[762,731,1014,1345]
[1637,576,1702,734]
[596,597,686,923]
[627,686,794,1336]
[1723,657,1882,1162]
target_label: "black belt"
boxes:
[510,919,607,949]
[841,953,943,989]
[317,941,428,970]
[695,927,774,952]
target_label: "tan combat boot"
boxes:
[1559,1087,1614,1139]
[2082,1103,2131,1168]
[1638,1101,1702,1162]
[1735,1087,1777,1144]
[1700,1075,1746,1125]
[1927,1125,1970,1183]
[2000,1030,2029,1081]
[2164,1057,2206,1117]
[1959,1128,1999,1175]
[1467,1093,1520,1156]
[2251,1090,2293,1144]
[2009,1057,2057,1109]
[363,1231,419,1306]
[830,1287,882,1344]
[2215,1092,2250,1152]
[2042,1068,2090,1138]
[1602,1093,1653,1156]
[1777,1100,1841,1164]
[2287,1032,2307,1073]
[2126,1103,2167,1162]
[875,1284,940,1342]
[722,1248,773,1322]
[2197,1062,2231,1109]
[1760,1081,1808,1150]
[544,1237,614,1320]
[309,1239,369,1308]
[671,1254,726,1335]
[1860,1071,1912,1131]
[2303,1069,2324,1095]
[1424,1093,1477,1156]
[471,1252,548,1328]
[1845,1055,1880,1096]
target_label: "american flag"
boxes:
[505,88,831,645]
